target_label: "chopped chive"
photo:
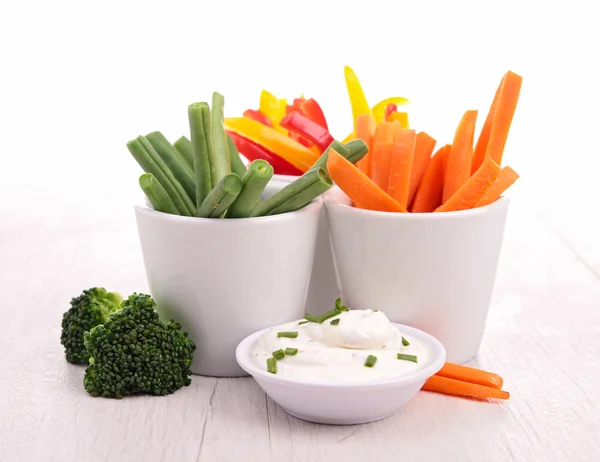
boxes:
[277,331,298,338]
[298,320,309,325]
[334,298,349,312]
[272,349,285,360]
[397,353,418,363]
[285,348,298,356]
[267,358,277,374]
[318,309,339,323]
[374,309,379,312]
[402,337,410,346]
[364,355,377,367]
[330,318,340,326]
[304,313,320,323]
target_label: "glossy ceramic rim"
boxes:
[236,322,446,390]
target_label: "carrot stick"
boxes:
[436,362,503,389]
[422,375,510,400]
[443,110,478,203]
[435,155,501,212]
[371,121,402,190]
[476,166,519,207]
[472,71,523,173]
[411,144,450,213]
[386,129,416,208]
[355,114,376,177]
[327,149,407,213]
[407,131,436,205]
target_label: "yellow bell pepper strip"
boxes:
[344,66,371,137]
[224,117,319,173]
[371,97,410,123]
[259,90,288,135]
[388,111,410,128]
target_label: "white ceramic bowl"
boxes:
[135,180,321,377]
[324,193,509,364]
[236,322,446,425]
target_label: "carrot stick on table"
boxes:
[411,144,450,213]
[371,121,402,190]
[435,155,501,212]
[327,149,407,213]
[471,71,523,173]
[443,110,478,203]
[386,129,416,208]
[407,131,436,205]
[436,362,503,389]
[477,166,520,207]
[355,114,377,177]
[422,375,510,400]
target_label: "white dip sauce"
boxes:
[251,309,431,382]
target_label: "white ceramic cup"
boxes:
[134,181,321,377]
[324,192,510,364]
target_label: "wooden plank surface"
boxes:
[1,195,599,462]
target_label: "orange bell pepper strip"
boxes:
[259,90,288,136]
[224,117,319,173]
[388,111,410,128]
[342,96,411,142]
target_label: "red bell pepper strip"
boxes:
[227,132,303,176]
[243,109,273,127]
[384,104,397,121]
[280,112,334,153]
[299,98,329,130]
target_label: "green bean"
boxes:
[227,133,247,177]
[310,140,350,171]
[249,168,332,217]
[210,92,231,184]
[174,136,194,172]
[226,160,274,218]
[196,173,242,218]
[344,139,369,164]
[139,173,179,215]
[188,102,213,206]
[146,131,196,204]
[127,136,195,216]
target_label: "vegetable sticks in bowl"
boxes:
[334,70,523,213]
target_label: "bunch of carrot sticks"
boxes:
[424,362,510,400]
[327,70,522,213]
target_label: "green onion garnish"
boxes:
[298,320,309,325]
[335,298,349,312]
[402,337,410,346]
[397,353,418,363]
[267,358,277,374]
[277,331,298,338]
[330,318,340,325]
[304,313,320,323]
[364,355,377,367]
[318,309,339,323]
[272,349,285,360]
[285,348,298,356]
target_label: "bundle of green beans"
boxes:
[126,92,368,219]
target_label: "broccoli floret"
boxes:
[83,293,196,399]
[60,287,123,364]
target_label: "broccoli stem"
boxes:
[127,136,195,216]
[227,133,247,177]
[146,131,196,204]
[188,102,213,206]
[196,173,243,218]
[139,173,179,215]
[249,168,333,217]
[226,160,273,218]
[210,92,232,185]
[173,136,194,172]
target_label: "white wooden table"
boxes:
[1,185,599,462]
